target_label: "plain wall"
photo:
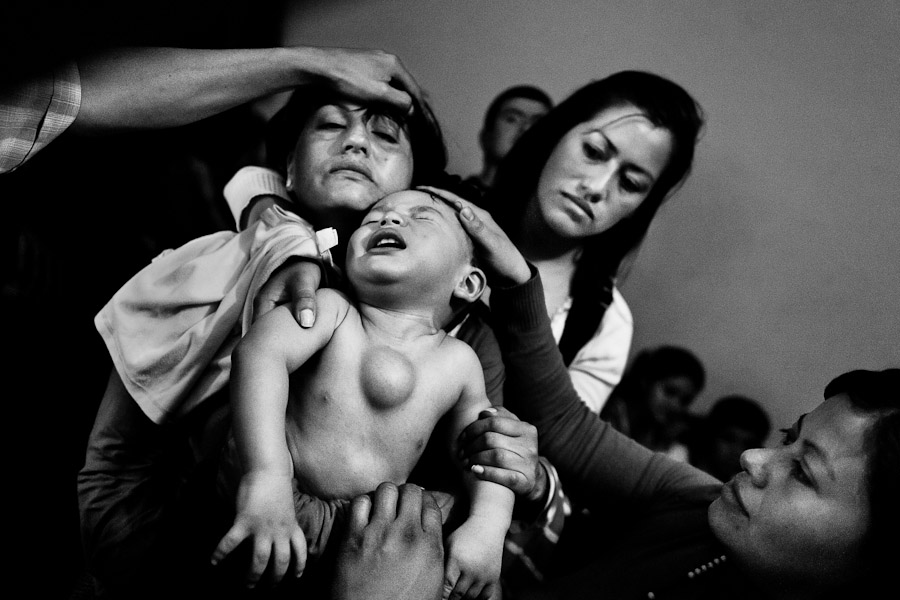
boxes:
[277,0,900,435]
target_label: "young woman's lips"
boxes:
[561,191,593,220]
[724,477,750,517]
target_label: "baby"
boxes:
[212,189,514,599]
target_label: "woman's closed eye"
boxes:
[582,141,610,161]
[318,120,346,131]
[619,173,648,194]
[791,459,814,487]
[373,129,398,143]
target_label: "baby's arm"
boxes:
[212,291,349,586]
[443,348,515,600]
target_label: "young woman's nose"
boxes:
[740,447,772,487]
[579,164,615,203]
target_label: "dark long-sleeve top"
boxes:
[489,269,755,600]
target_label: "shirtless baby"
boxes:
[212,189,514,599]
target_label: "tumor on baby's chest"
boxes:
[359,345,418,409]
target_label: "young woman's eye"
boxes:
[620,175,647,194]
[779,426,799,446]
[791,460,812,486]
[583,136,610,161]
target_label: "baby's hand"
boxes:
[211,471,307,587]
[443,517,504,600]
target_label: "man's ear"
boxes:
[453,266,487,304]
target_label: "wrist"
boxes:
[527,457,551,505]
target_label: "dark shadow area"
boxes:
[3,2,289,597]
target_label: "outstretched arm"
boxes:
[73,46,423,133]
[212,292,347,586]
[443,351,515,600]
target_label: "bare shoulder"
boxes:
[440,335,484,376]
[314,287,354,325]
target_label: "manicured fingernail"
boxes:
[461,207,474,220]
[471,465,484,474]
[300,309,313,327]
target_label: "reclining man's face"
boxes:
[289,102,414,221]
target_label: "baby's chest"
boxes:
[358,345,436,410]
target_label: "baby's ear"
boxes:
[453,266,486,304]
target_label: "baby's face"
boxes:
[346,190,474,288]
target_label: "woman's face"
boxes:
[289,102,414,221]
[708,394,873,588]
[531,105,674,240]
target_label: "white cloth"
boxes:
[549,287,633,414]
[95,206,337,423]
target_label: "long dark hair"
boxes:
[822,368,900,594]
[487,71,704,365]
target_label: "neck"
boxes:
[727,555,831,600]
[355,295,447,343]
[478,162,499,188]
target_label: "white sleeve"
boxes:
[567,287,633,414]
[222,165,289,228]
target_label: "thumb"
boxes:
[442,556,460,600]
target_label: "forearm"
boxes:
[74,46,325,133]
[231,342,293,475]
[465,474,514,532]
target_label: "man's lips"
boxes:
[367,228,407,251]
[561,191,594,220]
[330,159,373,181]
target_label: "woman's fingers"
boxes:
[421,186,531,286]
[468,463,529,492]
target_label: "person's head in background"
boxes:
[489,71,704,366]
[473,85,553,190]
[603,344,706,453]
[699,395,772,481]
[265,84,447,239]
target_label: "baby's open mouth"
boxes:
[367,229,407,250]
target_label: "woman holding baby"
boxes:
[77,52,900,600]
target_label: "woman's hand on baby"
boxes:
[254,258,323,328]
[421,186,532,287]
[211,471,307,587]
[457,407,547,504]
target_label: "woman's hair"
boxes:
[264,84,447,186]
[822,368,900,588]
[487,71,705,365]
